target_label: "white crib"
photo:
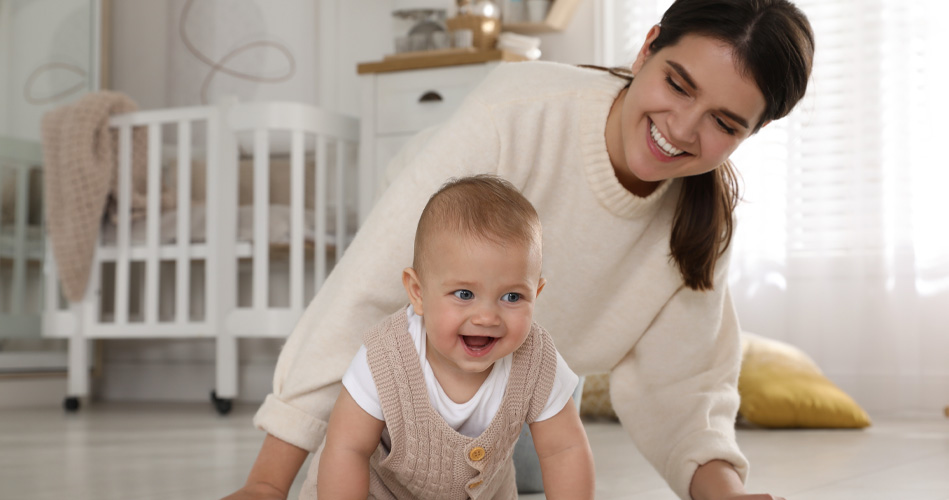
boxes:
[0,138,45,338]
[42,100,361,413]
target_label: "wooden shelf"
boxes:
[357,49,527,74]
[501,0,581,34]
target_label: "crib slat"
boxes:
[10,164,29,314]
[144,124,162,324]
[290,130,305,312]
[253,128,269,310]
[206,108,224,327]
[0,166,4,227]
[114,124,132,326]
[315,136,328,290]
[176,120,192,324]
[44,242,58,316]
[334,139,347,259]
[36,166,47,311]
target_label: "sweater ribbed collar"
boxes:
[579,70,674,219]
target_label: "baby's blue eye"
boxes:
[454,290,474,300]
[501,293,521,303]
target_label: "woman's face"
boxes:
[606,27,767,196]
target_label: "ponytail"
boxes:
[671,162,740,291]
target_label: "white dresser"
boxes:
[357,61,506,220]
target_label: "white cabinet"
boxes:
[357,62,501,221]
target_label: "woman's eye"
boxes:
[665,76,687,95]
[715,117,737,135]
[501,293,521,303]
[453,290,474,300]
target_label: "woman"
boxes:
[226,0,814,499]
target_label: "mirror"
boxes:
[0,0,106,364]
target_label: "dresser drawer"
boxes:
[375,65,492,135]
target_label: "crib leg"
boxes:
[213,333,238,415]
[65,336,89,413]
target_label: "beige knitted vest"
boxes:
[364,309,558,500]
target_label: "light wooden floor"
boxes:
[1,403,947,500]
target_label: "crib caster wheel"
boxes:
[210,391,233,415]
[63,397,80,412]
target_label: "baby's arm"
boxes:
[316,387,385,499]
[529,398,596,499]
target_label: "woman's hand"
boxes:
[219,433,307,500]
[689,460,786,500]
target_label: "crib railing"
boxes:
[42,99,361,410]
[223,101,360,336]
[0,137,45,337]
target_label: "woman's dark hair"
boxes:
[631,0,814,290]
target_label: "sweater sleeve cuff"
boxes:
[665,429,749,500]
[252,394,330,453]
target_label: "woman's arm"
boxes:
[221,434,308,500]
[608,245,749,499]
[317,388,386,499]
[528,398,595,500]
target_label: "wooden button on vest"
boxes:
[468,480,483,489]
[468,446,486,461]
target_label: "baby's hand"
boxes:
[721,495,785,500]
[220,482,287,500]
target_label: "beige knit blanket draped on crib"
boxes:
[41,91,173,303]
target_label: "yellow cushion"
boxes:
[739,332,871,429]
[579,373,618,420]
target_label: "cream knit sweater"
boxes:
[256,61,748,500]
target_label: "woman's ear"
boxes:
[402,267,424,316]
[631,24,662,75]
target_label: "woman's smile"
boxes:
[647,119,688,161]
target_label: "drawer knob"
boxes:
[418,91,444,103]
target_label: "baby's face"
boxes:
[414,231,544,377]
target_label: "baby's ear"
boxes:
[402,267,425,316]
[535,277,547,297]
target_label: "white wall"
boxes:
[112,0,321,109]
[111,0,599,113]
[109,0,170,108]
[1,0,95,142]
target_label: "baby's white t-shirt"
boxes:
[342,306,580,438]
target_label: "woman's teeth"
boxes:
[650,123,684,157]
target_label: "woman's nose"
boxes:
[668,105,701,145]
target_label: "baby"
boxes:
[316,174,594,499]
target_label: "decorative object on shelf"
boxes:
[470,0,500,17]
[446,0,501,51]
[496,32,541,60]
[502,0,583,34]
[392,7,449,54]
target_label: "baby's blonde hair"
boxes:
[413,175,542,275]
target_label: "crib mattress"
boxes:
[98,204,356,251]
